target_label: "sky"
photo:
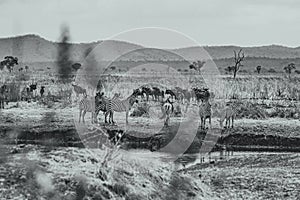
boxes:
[0,0,299,48]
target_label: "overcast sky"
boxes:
[0,0,299,48]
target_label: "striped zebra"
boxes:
[219,103,236,129]
[96,93,112,123]
[199,100,212,129]
[106,94,138,124]
[160,98,174,127]
[78,95,96,123]
[78,92,110,123]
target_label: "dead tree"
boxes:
[232,49,245,79]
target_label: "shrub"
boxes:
[267,68,277,73]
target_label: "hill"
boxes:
[0,34,300,66]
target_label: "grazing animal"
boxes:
[142,87,152,101]
[22,87,31,101]
[160,98,174,126]
[40,86,45,97]
[219,105,236,129]
[106,94,138,124]
[0,85,8,109]
[165,89,176,100]
[198,100,212,129]
[29,83,38,98]
[152,87,162,101]
[133,88,145,100]
[192,87,210,103]
[72,84,87,98]
[78,95,95,123]
[29,83,37,92]
[95,92,112,123]
[78,92,111,123]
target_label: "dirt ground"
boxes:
[0,101,300,199]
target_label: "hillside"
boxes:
[172,45,300,60]
[0,34,300,65]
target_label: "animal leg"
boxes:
[209,116,212,129]
[231,117,234,128]
[91,112,94,124]
[111,111,115,124]
[105,111,109,123]
[126,111,128,124]
[82,110,87,123]
[79,110,82,123]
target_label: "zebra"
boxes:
[106,94,138,124]
[199,100,212,129]
[78,95,96,123]
[78,92,111,123]
[160,98,174,127]
[95,92,112,123]
[219,103,236,129]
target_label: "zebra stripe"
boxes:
[199,100,212,129]
[160,101,174,126]
[106,95,137,124]
[78,94,114,123]
[78,96,95,123]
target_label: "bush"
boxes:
[267,68,277,73]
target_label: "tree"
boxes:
[256,65,262,74]
[25,65,29,72]
[283,63,296,79]
[225,66,234,74]
[0,56,18,72]
[231,49,245,79]
[189,60,206,73]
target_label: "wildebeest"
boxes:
[165,89,176,100]
[152,87,164,101]
[133,88,145,100]
[40,86,45,97]
[142,86,152,101]
[29,83,38,98]
[72,84,87,99]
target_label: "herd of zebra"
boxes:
[78,91,138,125]
[76,84,236,129]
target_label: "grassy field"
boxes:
[1,61,300,199]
